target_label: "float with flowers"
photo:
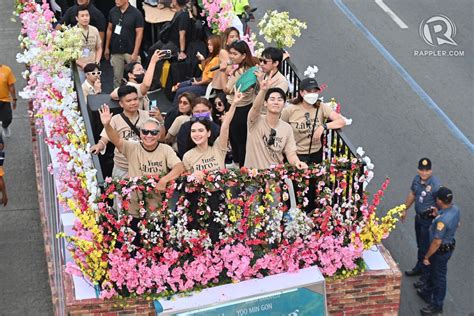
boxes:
[16,0,403,314]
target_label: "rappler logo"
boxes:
[419,15,457,47]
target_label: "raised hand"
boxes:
[98,104,112,126]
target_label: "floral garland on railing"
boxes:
[15,0,107,284]
[92,160,402,300]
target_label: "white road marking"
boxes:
[375,0,409,29]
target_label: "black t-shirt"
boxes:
[177,120,221,159]
[169,10,191,47]
[60,4,107,32]
[108,5,145,54]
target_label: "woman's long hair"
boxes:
[228,40,258,70]
[204,35,221,68]
[222,27,240,50]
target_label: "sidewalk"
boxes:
[0,1,53,315]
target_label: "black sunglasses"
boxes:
[141,129,160,136]
[267,128,277,147]
[259,58,273,64]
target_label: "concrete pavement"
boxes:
[0,1,53,315]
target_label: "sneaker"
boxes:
[2,127,11,138]
[420,304,443,315]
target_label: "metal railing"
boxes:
[281,58,365,200]
[72,64,105,187]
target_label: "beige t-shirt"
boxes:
[122,141,181,177]
[77,25,101,65]
[226,67,256,107]
[280,102,333,154]
[244,115,297,169]
[182,137,227,173]
[127,81,150,111]
[100,110,150,170]
[121,141,181,217]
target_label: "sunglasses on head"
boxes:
[267,128,277,147]
[190,116,210,123]
[87,71,102,76]
[304,112,311,128]
[141,129,160,136]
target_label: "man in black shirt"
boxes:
[56,0,106,43]
[147,0,191,90]
[105,0,144,88]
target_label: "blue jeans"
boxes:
[415,215,432,281]
[172,80,208,107]
[421,250,453,309]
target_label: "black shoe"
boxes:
[414,280,426,289]
[420,304,442,315]
[405,268,422,276]
[416,288,431,304]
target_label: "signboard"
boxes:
[155,266,326,316]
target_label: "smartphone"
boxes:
[162,49,172,59]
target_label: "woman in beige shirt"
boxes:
[281,78,346,164]
[182,91,239,179]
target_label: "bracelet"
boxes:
[322,123,328,130]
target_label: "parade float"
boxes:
[16,0,402,314]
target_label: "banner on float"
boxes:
[154,266,326,316]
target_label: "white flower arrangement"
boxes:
[258,10,307,49]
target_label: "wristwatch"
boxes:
[322,123,328,130]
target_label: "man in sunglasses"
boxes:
[245,75,307,170]
[81,63,102,98]
[99,106,184,240]
[258,47,288,94]
[91,85,162,178]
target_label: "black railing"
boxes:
[281,58,366,200]
[72,63,105,187]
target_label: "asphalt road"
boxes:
[0,1,53,315]
[252,0,473,314]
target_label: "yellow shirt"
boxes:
[202,56,220,82]
[0,65,16,102]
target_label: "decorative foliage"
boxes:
[200,0,234,34]
[258,10,307,49]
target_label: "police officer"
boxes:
[402,158,441,288]
[417,187,460,315]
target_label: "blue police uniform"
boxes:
[420,205,460,311]
[410,175,441,275]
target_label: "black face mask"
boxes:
[134,73,145,83]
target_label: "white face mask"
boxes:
[303,93,319,105]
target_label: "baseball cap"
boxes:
[436,187,453,204]
[300,78,320,91]
[418,158,432,170]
